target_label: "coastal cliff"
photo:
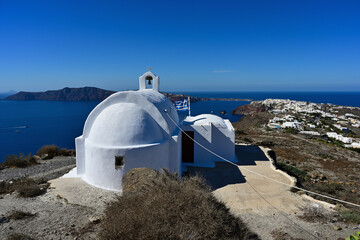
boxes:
[231,101,268,115]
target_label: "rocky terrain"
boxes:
[0,157,120,240]
[1,150,359,239]
[0,160,258,240]
[0,157,76,182]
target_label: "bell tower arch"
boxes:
[139,66,160,91]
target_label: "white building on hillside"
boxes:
[299,131,320,136]
[326,132,353,144]
[282,121,303,130]
[74,69,235,191]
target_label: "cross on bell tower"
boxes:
[146,66,153,86]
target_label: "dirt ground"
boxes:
[0,177,120,240]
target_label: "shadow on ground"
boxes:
[235,145,269,165]
[185,145,269,190]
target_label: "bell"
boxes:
[147,79,152,85]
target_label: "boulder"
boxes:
[89,216,102,224]
[333,226,342,231]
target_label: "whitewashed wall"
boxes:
[75,89,181,191]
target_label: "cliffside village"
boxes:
[261,99,360,149]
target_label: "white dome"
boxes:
[82,89,179,147]
[184,114,228,128]
[87,103,165,146]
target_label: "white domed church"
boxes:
[74,69,236,191]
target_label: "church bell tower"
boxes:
[139,66,160,91]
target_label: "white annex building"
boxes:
[75,69,236,191]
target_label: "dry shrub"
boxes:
[271,229,303,240]
[15,178,49,198]
[313,182,343,195]
[0,181,10,194]
[336,205,360,224]
[340,209,360,224]
[57,148,75,156]
[0,178,49,197]
[99,168,259,240]
[36,145,59,159]
[299,204,334,223]
[7,210,35,220]
[1,154,37,168]
[7,233,35,240]
[36,145,75,159]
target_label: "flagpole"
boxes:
[188,96,191,116]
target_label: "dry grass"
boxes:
[99,168,259,240]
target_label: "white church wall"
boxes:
[123,142,170,172]
[168,133,182,175]
[181,117,236,169]
[182,124,215,168]
[76,89,182,191]
[83,140,170,191]
[211,123,236,162]
[75,136,85,175]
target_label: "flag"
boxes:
[175,98,189,111]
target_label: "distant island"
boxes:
[0,90,17,99]
[5,87,115,101]
[4,87,252,102]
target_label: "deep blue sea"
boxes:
[0,91,359,162]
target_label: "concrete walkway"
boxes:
[49,177,121,212]
[187,145,356,240]
[188,144,305,215]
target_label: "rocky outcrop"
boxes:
[161,92,201,103]
[231,101,267,115]
[5,87,116,101]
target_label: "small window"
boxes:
[115,156,125,169]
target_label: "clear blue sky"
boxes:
[0,0,359,92]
